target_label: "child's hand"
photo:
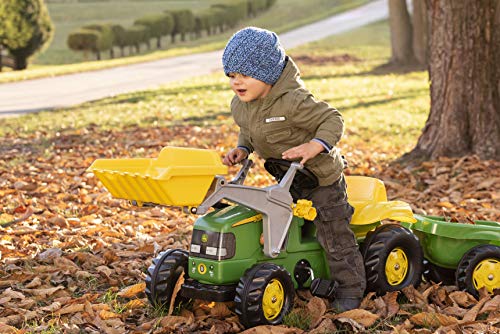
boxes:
[223,148,248,166]
[282,141,325,164]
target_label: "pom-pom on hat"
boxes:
[222,27,285,85]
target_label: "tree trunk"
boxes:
[388,0,414,64]
[13,54,27,70]
[412,0,428,65]
[109,47,114,59]
[0,45,3,72]
[406,0,500,161]
[157,37,161,49]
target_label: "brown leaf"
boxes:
[402,285,427,306]
[117,282,145,298]
[159,315,193,328]
[308,318,337,334]
[409,312,459,327]
[332,317,364,332]
[331,309,380,327]
[210,302,232,318]
[240,325,304,334]
[125,299,146,310]
[306,297,327,328]
[99,310,121,320]
[462,296,489,322]
[1,288,25,300]
[449,291,477,308]
[24,277,42,289]
[23,285,65,298]
[383,291,400,317]
[0,324,19,334]
[57,303,85,315]
[168,271,184,316]
[479,295,500,314]
[40,301,62,313]
[442,306,467,318]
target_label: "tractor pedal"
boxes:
[310,278,337,299]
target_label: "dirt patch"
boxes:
[292,54,362,65]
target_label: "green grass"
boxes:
[0,0,369,83]
[1,20,430,162]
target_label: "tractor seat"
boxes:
[345,176,415,225]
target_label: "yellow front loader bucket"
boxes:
[88,147,228,207]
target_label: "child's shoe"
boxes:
[330,297,362,313]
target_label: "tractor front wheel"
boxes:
[363,224,423,294]
[145,249,189,308]
[456,245,500,298]
[235,263,294,328]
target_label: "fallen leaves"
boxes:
[1,123,499,332]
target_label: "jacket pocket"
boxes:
[265,127,292,144]
[317,203,354,221]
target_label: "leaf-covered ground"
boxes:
[1,21,499,334]
[0,122,498,333]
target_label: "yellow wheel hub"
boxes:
[262,278,285,320]
[472,258,499,294]
[385,247,409,286]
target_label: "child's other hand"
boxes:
[282,141,325,165]
[223,148,248,166]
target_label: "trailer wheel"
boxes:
[423,259,456,286]
[235,263,294,328]
[456,245,500,298]
[363,224,423,294]
[145,249,189,308]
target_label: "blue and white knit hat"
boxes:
[222,27,286,85]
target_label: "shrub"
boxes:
[166,9,195,43]
[109,24,127,56]
[81,23,113,59]
[124,25,147,54]
[134,13,173,49]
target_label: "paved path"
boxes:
[0,0,387,118]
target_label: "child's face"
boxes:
[229,73,272,102]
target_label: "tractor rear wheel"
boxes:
[456,245,500,298]
[145,249,189,308]
[363,224,423,294]
[235,263,294,328]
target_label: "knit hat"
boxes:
[222,27,286,85]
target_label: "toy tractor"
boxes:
[89,146,424,327]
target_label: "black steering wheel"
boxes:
[264,158,319,200]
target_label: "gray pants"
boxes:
[298,174,366,299]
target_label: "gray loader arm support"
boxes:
[195,162,302,258]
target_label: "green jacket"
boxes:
[231,57,345,186]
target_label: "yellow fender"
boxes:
[346,176,417,226]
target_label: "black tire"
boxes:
[423,259,456,285]
[363,224,423,294]
[456,245,500,299]
[235,263,294,328]
[145,249,189,307]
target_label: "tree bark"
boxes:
[388,0,414,64]
[407,0,500,161]
[412,0,428,65]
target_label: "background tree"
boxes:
[404,0,500,161]
[412,0,428,65]
[388,0,413,64]
[0,0,54,70]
